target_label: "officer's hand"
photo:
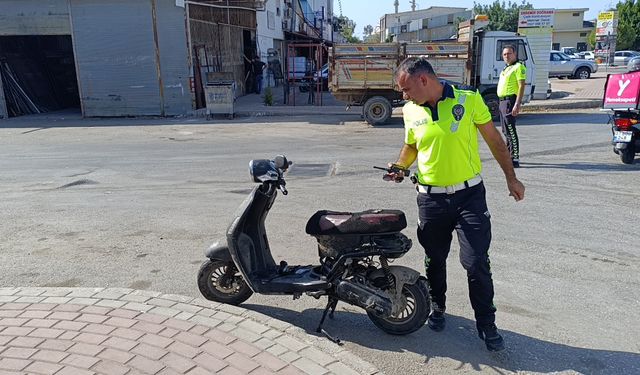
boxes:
[507,178,525,201]
[383,163,405,183]
[511,103,521,117]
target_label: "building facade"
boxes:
[379,6,467,42]
[0,0,193,119]
[552,8,593,51]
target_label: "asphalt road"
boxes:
[1,110,639,374]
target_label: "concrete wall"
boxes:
[554,10,586,31]
[0,0,70,35]
[553,31,588,49]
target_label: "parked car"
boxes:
[627,56,640,72]
[579,51,595,60]
[560,47,581,59]
[614,50,640,65]
[549,51,598,79]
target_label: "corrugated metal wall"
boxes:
[154,0,191,116]
[0,0,70,35]
[69,0,190,117]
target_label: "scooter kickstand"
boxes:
[316,298,342,345]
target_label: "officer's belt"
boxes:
[417,175,483,195]
[499,94,517,100]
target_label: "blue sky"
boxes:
[340,0,615,37]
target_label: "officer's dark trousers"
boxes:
[416,182,497,325]
[499,95,520,161]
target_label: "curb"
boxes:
[523,99,601,112]
[0,287,380,375]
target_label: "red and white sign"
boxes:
[518,9,554,28]
[603,72,640,109]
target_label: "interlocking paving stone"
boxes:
[0,288,380,374]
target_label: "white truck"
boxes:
[329,18,537,125]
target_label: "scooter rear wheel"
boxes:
[620,144,635,164]
[366,279,430,335]
[197,259,253,305]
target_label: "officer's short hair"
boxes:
[502,45,516,54]
[396,57,437,78]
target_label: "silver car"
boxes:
[614,50,640,65]
[628,56,640,72]
[549,51,598,79]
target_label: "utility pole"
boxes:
[394,0,399,13]
[410,0,416,11]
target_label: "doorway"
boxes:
[0,35,80,117]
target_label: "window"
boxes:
[276,7,280,16]
[496,39,529,61]
[552,43,560,50]
[572,12,580,17]
[580,32,587,37]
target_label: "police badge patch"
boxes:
[452,104,465,121]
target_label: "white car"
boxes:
[580,51,595,60]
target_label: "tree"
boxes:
[616,0,640,50]
[363,24,374,37]
[587,27,596,49]
[473,0,533,32]
[337,15,361,43]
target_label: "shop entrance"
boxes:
[0,35,80,118]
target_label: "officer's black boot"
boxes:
[427,303,446,332]
[477,322,505,352]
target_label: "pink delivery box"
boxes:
[603,71,640,109]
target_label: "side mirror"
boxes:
[274,155,291,170]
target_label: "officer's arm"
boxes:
[477,122,525,201]
[512,79,525,116]
[394,143,418,169]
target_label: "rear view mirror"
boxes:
[274,155,290,170]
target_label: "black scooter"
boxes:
[197,155,429,341]
[611,110,640,164]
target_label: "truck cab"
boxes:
[472,31,536,118]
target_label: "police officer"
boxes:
[387,57,525,352]
[497,45,526,168]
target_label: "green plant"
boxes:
[263,87,273,106]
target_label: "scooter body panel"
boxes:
[205,241,232,262]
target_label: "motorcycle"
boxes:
[197,155,430,342]
[603,70,640,164]
[610,110,640,164]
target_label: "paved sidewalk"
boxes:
[0,288,378,375]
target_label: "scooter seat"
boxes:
[305,209,407,235]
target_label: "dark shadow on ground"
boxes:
[518,160,640,169]
[516,112,609,126]
[549,91,572,99]
[244,304,639,374]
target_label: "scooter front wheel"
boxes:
[197,259,253,305]
[366,279,430,335]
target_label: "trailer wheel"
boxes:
[364,96,392,125]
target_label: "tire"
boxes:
[574,67,591,79]
[363,96,392,125]
[197,259,252,305]
[482,92,500,121]
[366,279,430,335]
[620,144,635,164]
